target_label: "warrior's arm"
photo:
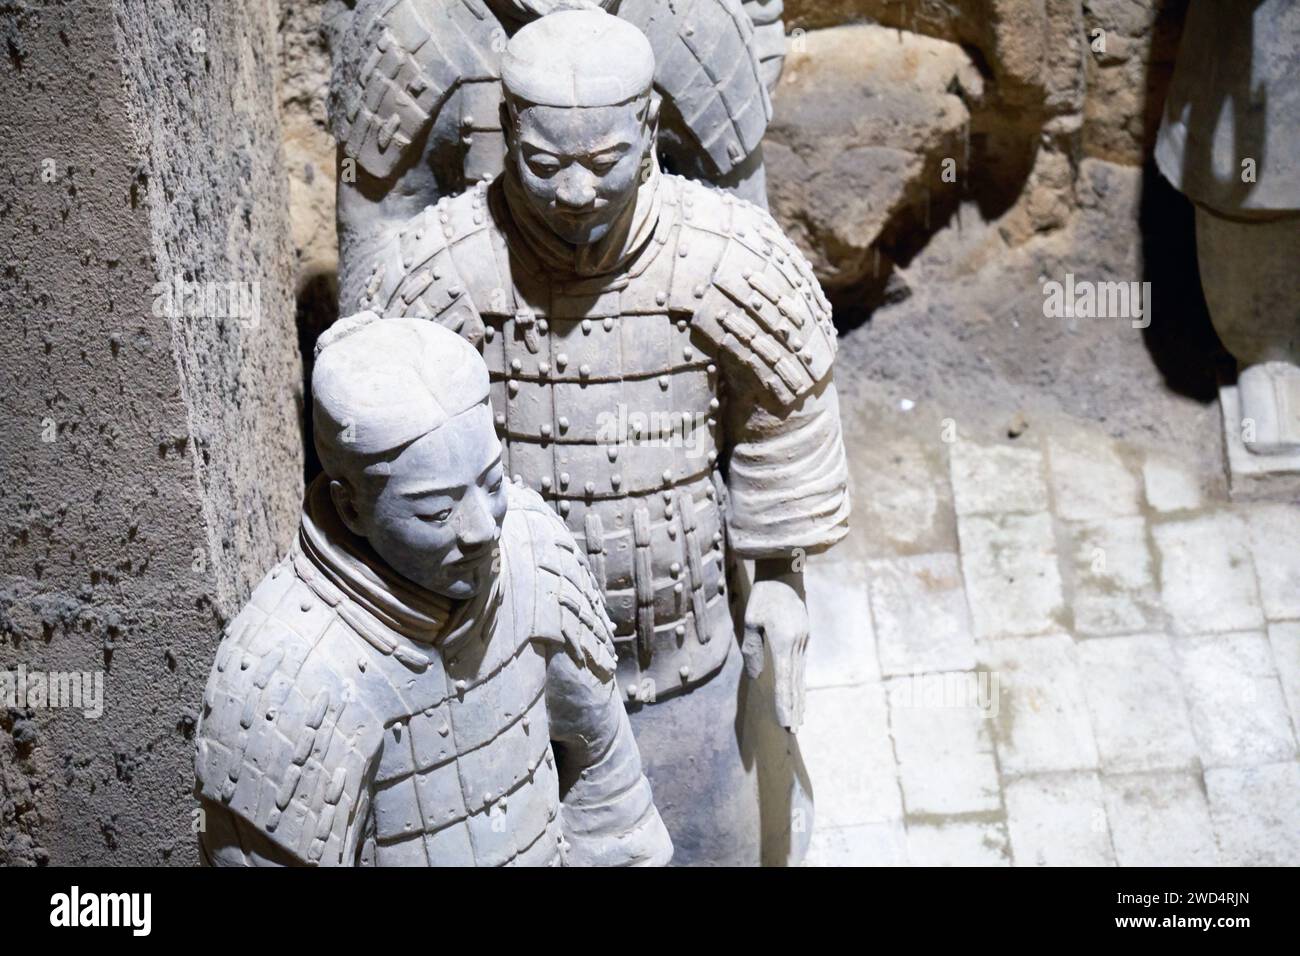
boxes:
[545,651,673,867]
[742,0,787,95]
[198,799,305,867]
[724,375,851,560]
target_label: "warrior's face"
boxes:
[510,98,653,245]
[342,404,508,600]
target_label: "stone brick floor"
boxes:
[799,408,1300,866]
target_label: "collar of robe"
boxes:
[498,154,663,281]
[292,476,501,669]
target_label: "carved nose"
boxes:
[555,173,597,210]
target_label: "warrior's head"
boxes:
[501,9,659,246]
[312,315,507,600]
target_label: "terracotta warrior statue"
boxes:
[360,10,849,865]
[193,315,672,866]
[330,0,786,311]
[1156,0,1300,483]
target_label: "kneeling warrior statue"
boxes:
[194,315,672,867]
[330,0,787,311]
[362,11,850,865]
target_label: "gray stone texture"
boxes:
[0,0,301,865]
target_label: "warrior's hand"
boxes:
[741,565,809,732]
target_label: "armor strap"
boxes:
[632,507,656,665]
[584,512,607,592]
[676,492,710,645]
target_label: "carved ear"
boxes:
[641,92,661,156]
[500,99,518,154]
[329,479,367,538]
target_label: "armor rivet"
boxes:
[607,446,619,462]
[659,376,669,390]
[611,474,622,489]
[709,398,720,412]
[559,472,570,487]
[541,475,552,490]
[626,683,638,699]
[675,624,686,638]
[674,582,684,594]
[559,502,570,517]
[522,716,530,732]
[693,285,704,299]
[541,423,552,438]
[678,246,689,258]
[665,506,674,519]
[718,581,726,594]
[300,601,312,613]
[240,654,252,671]
[662,469,673,484]
[677,319,687,332]
[751,297,764,311]
[707,451,718,464]
[484,326,495,341]
[539,361,550,375]
[455,680,467,694]
[449,286,462,298]
[537,319,548,334]
[510,358,522,373]
[483,792,493,805]
[791,337,803,350]
[496,413,506,427]
[585,481,595,495]
[463,113,474,128]
[713,532,723,544]
[706,485,716,499]
[508,381,519,396]
[432,268,442,280]
[580,363,591,378]
[603,317,614,332]
[558,416,569,431]
[357,658,366,672]
[556,353,568,369]
[670,562,682,577]
[684,347,694,361]
[655,292,667,306]
[707,363,717,375]
[581,319,592,334]
[668,525,678,539]
[742,270,752,281]
[679,666,691,680]
[662,490,673,503]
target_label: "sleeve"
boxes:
[724,375,851,559]
[545,651,674,867]
[742,0,787,95]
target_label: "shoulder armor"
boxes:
[330,0,503,179]
[360,183,511,345]
[194,568,384,866]
[673,180,837,407]
[618,0,772,177]
[502,484,618,681]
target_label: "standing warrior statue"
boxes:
[361,11,849,864]
[1156,0,1300,476]
[194,316,671,867]
[330,0,787,311]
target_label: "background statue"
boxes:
[193,315,672,867]
[1156,0,1300,470]
[329,0,786,311]
[361,10,850,865]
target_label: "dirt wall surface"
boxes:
[0,0,301,865]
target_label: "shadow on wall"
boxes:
[295,270,339,486]
[1137,162,1234,404]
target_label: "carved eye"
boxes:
[526,154,561,177]
[418,508,454,524]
